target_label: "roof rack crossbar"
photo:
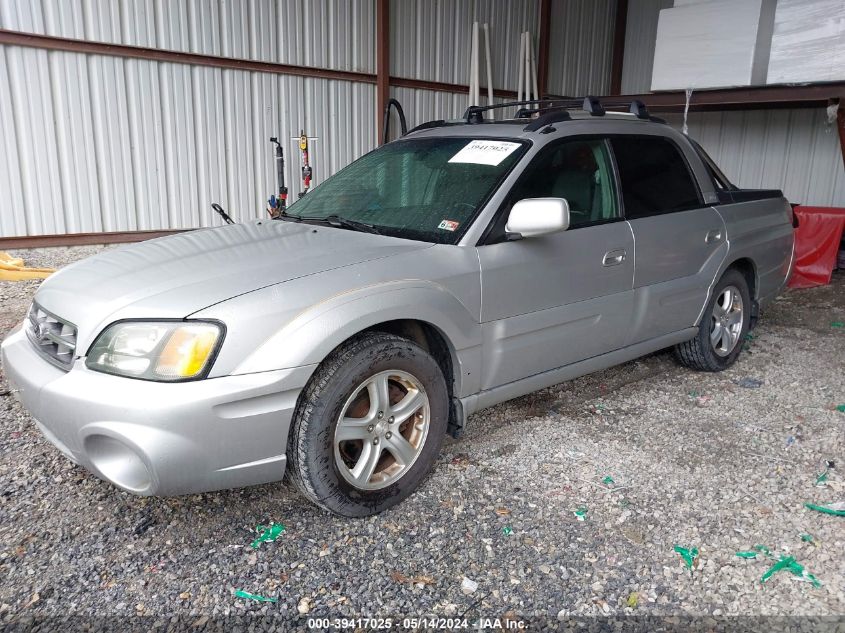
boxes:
[464,98,565,123]
[463,96,655,122]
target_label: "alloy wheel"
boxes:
[710,285,743,357]
[333,370,430,490]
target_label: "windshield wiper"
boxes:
[298,214,382,235]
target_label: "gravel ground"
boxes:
[1,246,843,628]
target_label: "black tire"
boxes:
[674,269,752,372]
[286,332,448,517]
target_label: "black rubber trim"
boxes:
[722,189,784,203]
[523,110,572,131]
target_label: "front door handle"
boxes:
[705,229,723,244]
[602,249,626,266]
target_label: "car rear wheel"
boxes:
[286,332,448,517]
[674,269,751,372]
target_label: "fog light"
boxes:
[85,435,151,493]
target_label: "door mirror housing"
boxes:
[505,198,570,238]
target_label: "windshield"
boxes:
[287,137,528,243]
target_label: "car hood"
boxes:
[35,220,431,350]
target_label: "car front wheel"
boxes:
[674,268,751,372]
[286,332,448,517]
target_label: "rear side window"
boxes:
[610,136,702,219]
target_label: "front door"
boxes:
[477,137,634,391]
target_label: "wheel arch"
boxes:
[695,256,759,330]
[232,282,481,402]
[362,319,455,397]
[726,257,758,301]
[725,257,759,326]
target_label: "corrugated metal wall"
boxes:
[547,0,615,97]
[620,0,671,94]
[388,0,617,132]
[389,0,541,91]
[0,0,377,237]
[666,109,845,207]
[388,0,615,96]
[0,43,376,237]
[2,0,843,237]
[0,0,375,72]
[620,0,845,207]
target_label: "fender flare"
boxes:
[694,248,760,328]
[232,281,482,396]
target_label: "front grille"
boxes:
[26,303,77,369]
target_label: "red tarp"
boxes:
[788,206,845,289]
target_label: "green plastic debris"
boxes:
[250,523,285,549]
[760,556,822,588]
[815,469,829,486]
[235,589,278,603]
[836,404,845,413]
[831,321,844,328]
[800,533,814,543]
[502,526,513,536]
[602,476,615,485]
[804,502,845,517]
[737,544,773,560]
[574,506,588,521]
[626,592,639,608]
[753,544,771,556]
[737,544,822,587]
[673,545,699,569]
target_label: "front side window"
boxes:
[610,136,702,219]
[287,137,527,244]
[507,138,620,229]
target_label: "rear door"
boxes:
[477,137,634,390]
[610,135,728,345]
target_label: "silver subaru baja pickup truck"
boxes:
[2,98,795,516]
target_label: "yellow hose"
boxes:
[0,251,54,281]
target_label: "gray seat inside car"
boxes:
[550,144,603,222]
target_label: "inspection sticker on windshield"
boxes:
[438,219,460,231]
[448,140,521,166]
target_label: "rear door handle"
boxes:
[602,249,626,266]
[705,229,723,244]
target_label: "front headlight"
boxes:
[86,321,224,381]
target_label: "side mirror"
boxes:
[505,198,570,238]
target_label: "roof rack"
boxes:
[462,96,664,127]
[463,98,564,123]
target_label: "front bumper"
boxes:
[1,325,315,495]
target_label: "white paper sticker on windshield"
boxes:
[448,140,521,166]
